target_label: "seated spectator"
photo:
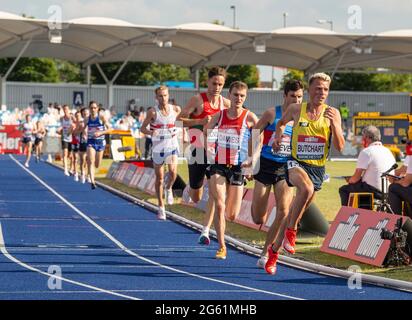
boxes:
[339,125,396,206]
[389,155,412,217]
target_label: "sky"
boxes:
[1,0,412,83]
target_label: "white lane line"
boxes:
[0,222,138,300]
[0,289,255,295]
[10,155,305,301]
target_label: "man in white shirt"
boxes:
[339,125,396,206]
[389,154,412,217]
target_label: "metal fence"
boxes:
[5,81,411,116]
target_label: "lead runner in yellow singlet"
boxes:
[264,73,345,275]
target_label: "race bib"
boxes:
[296,135,326,160]
[287,160,300,170]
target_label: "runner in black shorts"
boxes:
[178,67,230,245]
[71,111,82,182]
[264,73,344,275]
[206,81,258,259]
[244,79,303,269]
[34,120,47,163]
[79,107,90,184]
[58,105,73,176]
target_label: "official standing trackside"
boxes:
[266,72,345,275]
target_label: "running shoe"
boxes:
[35,156,39,163]
[91,183,97,190]
[165,188,174,205]
[256,255,268,269]
[198,232,210,245]
[265,247,279,275]
[24,162,29,168]
[74,174,79,182]
[64,170,70,176]
[157,207,166,220]
[282,228,297,255]
[215,247,227,260]
[87,176,92,183]
[81,175,86,184]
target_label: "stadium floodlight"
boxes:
[48,29,62,44]
[163,40,173,48]
[363,47,373,54]
[352,46,363,54]
[317,19,333,31]
[253,39,266,53]
[153,37,163,47]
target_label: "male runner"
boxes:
[248,80,304,268]
[71,111,83,182]
[178,67,230,245]
[34,120,47,163]
[21,114,36,168]
[265,73,344,275]
[140,86,181,220]
[58,105,73,176]
[205,81,258,259]
[85,101,111,189]
[79,107,90,184]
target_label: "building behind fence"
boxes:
[5,81,412,116]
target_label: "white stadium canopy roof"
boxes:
[1,11,412,106]
[1,11,412,74]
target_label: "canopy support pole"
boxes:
[0,39,31,107]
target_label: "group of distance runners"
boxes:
[141,67,344,275]
[20,66,344,276]
[21,101,110,190]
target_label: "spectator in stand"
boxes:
[339,125,396,206]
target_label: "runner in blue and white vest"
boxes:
[246,80,304,269]
[85,101,111,189]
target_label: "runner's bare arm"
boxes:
[177,96,207,128]
[324,106,345,152]
[203,111,220,140]
[174,105,182,118]
[273,103,299,150]
[243,111,260,168]
[140,109,155,136]
[94,116,112,137]
[222,97,231,109]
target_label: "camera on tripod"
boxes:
[380,218,411,267]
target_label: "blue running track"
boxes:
[0,155,411,300]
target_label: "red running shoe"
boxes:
[264,247,279,275]
[283,228,297,254]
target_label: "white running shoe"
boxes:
[157,207,166,220]
[64,170,70,176]
[198,231,210,245]
[256,256,268,269]
[81,175,86,184]
[24,162,29,168]
[87,176,92,183]
[74,174,79,182]
[165,188,174,205]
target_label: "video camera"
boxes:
[380,218,411,267]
